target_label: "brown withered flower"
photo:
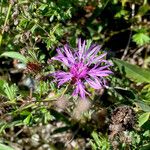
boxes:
[26,62,42,74]
[109,105,136,139]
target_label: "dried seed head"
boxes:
[9,0,16,5]
[54,96,69,110]
[109,105,136,139]
[91,108,107,128]
[73,99,91,119]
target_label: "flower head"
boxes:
[52,39,112,99]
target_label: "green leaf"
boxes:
[38,4,48,11]
[0,80,5,90]
[0,143,15,150]
[20,110,31,116]
[132,32,150,46]
[19,19,29,28]
[138,4,150,16]
[113,58,150,83]
[139,112,150,127]
[90,141,97,150]
[140,144,150,150]
[115,9,129,18]
[23,114,32,125]
[121,0,128,6]
[30,24,38,33]
[0,34,2,46]
[1,52,28,64]
[3,83,18,102]
[50,109,70,124]
[91,131,101,147]
[135,101,150,112]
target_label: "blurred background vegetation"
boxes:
[0,0,150,150]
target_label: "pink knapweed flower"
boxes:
[52,39,112,99]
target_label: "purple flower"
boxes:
[52,39,112,99]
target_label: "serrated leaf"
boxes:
[115,9,129,18]
[0,143,14,150]
[139,112,150,126]
[132,33,150,46]
[113,58,150,83]
[3,83,18,102]
[1,52,28,64]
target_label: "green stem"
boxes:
[0,3,12,46]
[2,3,12,34]
[61,84,70,97]
[0,1,3,20]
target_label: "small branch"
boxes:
[103,28,130,45]
[121,4,135,60]
[65,127,80,146]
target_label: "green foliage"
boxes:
[35,81,50,97]
[23,113,32,125]
[0,80,18,102]
[114,58,150,127]
[1,51,28,64]
[127,130,150,149]
[138,112,150,127]
[3,83,18,102]
[136,101,150,112]
[115,9,129,19]
[90,131,110,150]
[138,4,150,16]
[0,0,150,149]
[113,58,150,83]
[132,32,150,46]
[0,143,14,150]
[0,80,6,95]
[141,84,150,102]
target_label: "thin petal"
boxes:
[87,53,107,65]
[78,39,86,61]
[97,65,112,71]
[85,44,99,55]
[64,44,75,64]
[85,45,101,61]
[86,78,102,89]
[73,80,88,99]
[52,48,70,67]
[52,56,69,67]
[88,67,113,77]
[53,71,72,86]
